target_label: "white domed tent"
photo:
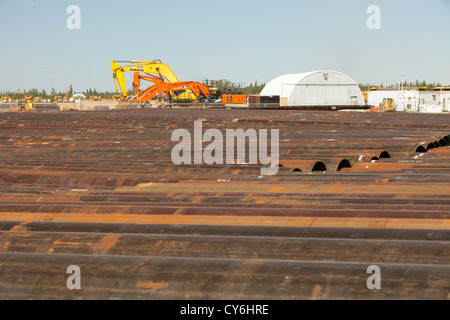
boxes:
[260,70,364,107]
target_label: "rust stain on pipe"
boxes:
[91,234,120,255]
[116,182,450,195]
[136,282,169,289]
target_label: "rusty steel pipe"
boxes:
[1,231,449,265]
[2,221,449,241]
[1,252,449,300]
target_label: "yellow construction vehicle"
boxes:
[380,98,395,112]
[23,90,33,101]
[20,90,34,111]
[90,96,102,101]
[433,87,450,91]
[4,89,21,103]
[361,91,368,103]
[111,60,199,102]
[55,84,72,102]
[64,84,72,101]
[111,60,179,100]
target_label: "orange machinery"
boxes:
[111,60,219,104]
[222,94,247,104]
[132,74,213,103]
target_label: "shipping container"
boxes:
[222,94,247,104]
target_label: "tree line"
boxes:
[1,79,447,100]
[0,87,128,100]
[212,79,266,95]
[358,80,448,91]
[0,80,266,100]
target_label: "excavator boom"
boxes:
[133,81,211,104]
[65,84,72,99]
[11,89,20,100]
[133,72,165,96]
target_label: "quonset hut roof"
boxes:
[261,71,317,98]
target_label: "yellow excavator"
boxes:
[111,60,199,102]
[1,89,21,103]
[89,96,102,101]
[111,60,178,100]
[21,90,34,111]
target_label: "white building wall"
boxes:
[367,91,397,108]
[418,91,450,113]
[367,89,419,111]
[398,89,419,112]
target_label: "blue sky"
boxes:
[0,0,449,93]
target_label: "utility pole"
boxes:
[400,75,404,112]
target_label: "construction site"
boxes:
[2,60,450,113]
[0,58,449,302]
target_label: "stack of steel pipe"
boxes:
[0,109,449,299]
